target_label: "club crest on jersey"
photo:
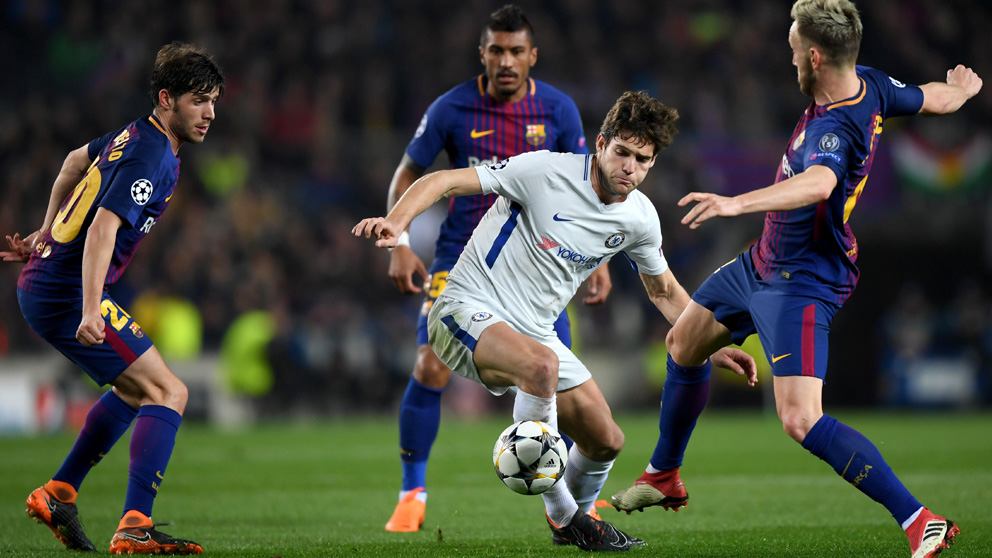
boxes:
[605,232,626,248]
[525,124,546,146]
[471,312,493,322]
[131,179,153,205]
[818,133,840,152]
[792,130,805,151]
[130,322,145,338]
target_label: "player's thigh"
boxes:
[750,291,837,379]
[473,322,558,391]
[427,296,555,395]
[17,289,154,386]
[556,378,622,460]
[667,300,734,365]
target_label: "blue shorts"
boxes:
[416,261,571,348]
[18,288,153,386]
[692,252,839,379]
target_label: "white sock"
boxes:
[542,479,579,527]
[645,463,662,474]
[563,445,614,514]
[512,390,557,432]
[902,506,924,530]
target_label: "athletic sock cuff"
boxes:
[136,405,182,429]
[100,390,139,422]
[800,413,838,455]
[668,360,711,385]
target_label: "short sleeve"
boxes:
[98,145,162,229]
[405,98,449,169]
[875,71,925,119]
[799,118,848,182]
[555,96,589,155]
[475,151,551,204]
[87,130,119,161]
[621,204,669,276]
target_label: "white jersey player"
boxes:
[433,149,667,394]
[354,91,757,551]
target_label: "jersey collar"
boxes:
[476,75,536,98]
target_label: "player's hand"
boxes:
[947,64,983,98]
[1,231,41,262]
[76,310,106,347]
[678,193,742,229]
[582,264,613,305]
[710,347,758,387]
[352,217,401,249]
[388,245,428,294]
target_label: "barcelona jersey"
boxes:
[751,66,924,304]
[406,75,588,267]
[19,115,180,298]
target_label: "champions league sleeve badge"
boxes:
[131,179,153,205]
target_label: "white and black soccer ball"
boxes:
[492,420,568,495]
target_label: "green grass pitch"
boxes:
[1,411,989,557]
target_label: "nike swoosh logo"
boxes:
[552,213,574,222]
[771,353,792,363]
[119,531,152,543]
[43,492,57,513]
[470,128,495,139]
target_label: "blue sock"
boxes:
[124,406,181,518]
[802,414,922,525]
[54,390,138,490]
[650,355,711,470]
[398,378,443,491]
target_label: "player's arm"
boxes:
[679,165,837,229]
[76,208,123,347]
[919,64,983,116]
[639,269,692,326]
[354,167,482,249]
[640,270,758,384]
[2,145,92,262]
[385,154,429,293]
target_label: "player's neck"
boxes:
[589,155,626,205]
[151,110,183,155]
[814,67,860,106]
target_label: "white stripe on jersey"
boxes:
[441,150,668,339]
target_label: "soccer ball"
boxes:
[492,420,568,495]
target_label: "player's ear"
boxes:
[596,134,606,153]
[529,47,537,68]
[157,89,173,111]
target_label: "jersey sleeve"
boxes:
[555,96,588,155]
[799,117,849,182]
[98,143,163,229]
[475,150,551,204]
[872,68,925,118]
[621,204,669,276]
[405,97,449,169]
[87,129,119,161]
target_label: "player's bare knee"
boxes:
[666,328,696,366]
[413,353,451,389]
[778,410,811,443]
[520,350,558,398]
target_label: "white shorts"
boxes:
[428,294,592,395]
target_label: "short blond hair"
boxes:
[791,0,862,67]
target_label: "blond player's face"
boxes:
[480,29,536,102]
[789,22,816,97]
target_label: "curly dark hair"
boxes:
[480,4,534,46]
[599,91,679,155]
[149,42,225,107]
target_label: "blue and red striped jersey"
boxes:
[19,115,180,297]
[406,74,588,266]
[751,66,924,304]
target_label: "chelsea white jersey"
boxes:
[441,150,669,339]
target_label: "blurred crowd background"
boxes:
[2,0,991,426]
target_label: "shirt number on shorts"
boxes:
[100,299,132,331]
